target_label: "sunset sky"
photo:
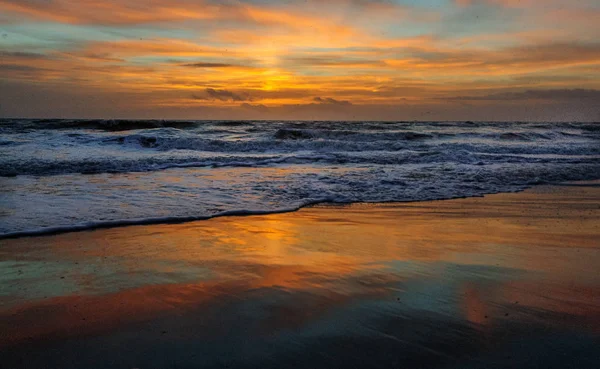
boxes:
[1,0,599,121]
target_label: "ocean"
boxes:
[1,119,599,238]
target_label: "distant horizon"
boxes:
[2,116,599,124]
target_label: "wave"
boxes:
[4,176,600,239]
[2,160,599,238]
[2,119,599,239]
[212,120,257,127]
[0,198,334,240]
[1,119,597,131]
[0,119,200,132]
[101,127,590,151]
[273,128,433,141]
[0,154,340,176]
[3,148,598,177]
[497,132,546,140]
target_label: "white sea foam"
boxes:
[0,120,599,237]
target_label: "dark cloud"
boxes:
[313,97,353,106]
[443,89,600,101]
[0,64,44,72]
[2,78,597,122]
[191,94,207,101]
[182,62,237,68]
[0,51,48,59]
[240,103,269,112]
[80,53,124,62]
[192,88,250,102]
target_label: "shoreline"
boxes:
[4,180,599,240]
[1,181,599,368]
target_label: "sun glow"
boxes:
[0,0,598,120]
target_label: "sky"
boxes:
[0,0,599,121]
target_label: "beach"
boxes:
[3,0,599,367]
[1,183,599,369]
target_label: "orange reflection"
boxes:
[462,284,490,327]
[1,184,599,348]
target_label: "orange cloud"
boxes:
[0,0,363,34]
[0,0,598,120]
[0,0,229,25]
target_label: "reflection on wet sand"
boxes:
[1,184,599,368]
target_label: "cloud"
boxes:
[0,0,223,25]
[384,42,600,78]
[77,53,125,62]
[240,103,269,112]
[313,97,353,106]
[0,64,44,72]
[182,62,237,68]
[443,89,600,101]
[284,56,386,68]
[454,0,534,7]
[2,79,598,122]
[0,0,598,121]
[82,39,225,58]
[0,51,48,59]
[0,0,358,33]
[179,61,259,71]
[454,0,596,8]
[206,88,249,102]
[193,88,250,102]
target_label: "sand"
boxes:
[1,184,599,368]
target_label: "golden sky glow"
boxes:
[0,0,599,120]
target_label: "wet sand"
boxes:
[1,184,599,369]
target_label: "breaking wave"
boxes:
[1,119,599,237]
